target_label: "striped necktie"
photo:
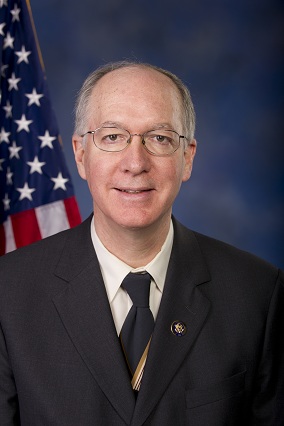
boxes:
[120,272,154,391]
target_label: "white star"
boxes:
[0,127,10,143]
[2,193,11,211]
[15,45,31,64]
[25,88,43,106]
[0,158,5,171]
[27,156,46,174]
[3,32,14,49]
[0,0,8,7]
[10,4,21,22]
[0,22,5,36]
[8,72,21,91]
[6,167,13,184]
[14,114,33,132]
[8,141,22,159]
[1,64,8,77]
[51,172,69,190]
[17,182,36,201]
[38,130,56,148]
[3,100,12,118]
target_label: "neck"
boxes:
[93,214,171,268]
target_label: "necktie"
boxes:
[120,272,154,391]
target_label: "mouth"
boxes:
[119,189,149,193]
[115,188,153,194]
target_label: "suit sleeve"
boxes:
[250,269,284,425]
[0,322,20,425]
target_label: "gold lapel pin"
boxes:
[171,320,187,336]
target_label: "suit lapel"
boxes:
[51,217,211,425]
[52,217,135,425]
[132,219,211,426]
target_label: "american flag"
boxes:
[0,0,81,255]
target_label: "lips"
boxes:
[115,187,153,194]
[119,189,149,193]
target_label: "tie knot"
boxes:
[122,272,151,307]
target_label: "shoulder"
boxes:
[172,217,282,290]
[0,215,92,272]
[194,230,278,278]
[0,216,95,316]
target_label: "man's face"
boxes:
[73,66,196,233]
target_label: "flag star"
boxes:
[3,100,12,118]
[25,88,44,106]
[1,64,8,77]
[8,72,21,91]
[15,114,33,132]
[27,156,46,174]
[10,4,21,22]
[0,158,5,171]
[6,167,13,184]
[2,193,11,211]
[3,32,14,49]
[0,22,5,36]
[9,141,22,159]
[38,130,56,148]
[0,127,10,143]
[51,172,69,190]
[17,182,36,201]
[15,45,31,64]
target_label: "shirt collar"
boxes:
[90,217,173,303]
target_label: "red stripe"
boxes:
[64,196,81,228]
[0,224,6,256]
[11,209,42,248]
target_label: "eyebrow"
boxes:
[100,121,123,127]
[100,121,175,130]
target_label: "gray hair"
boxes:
[74,61,196,141]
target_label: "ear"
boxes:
[182,139,197,182]
[72,134,87,180]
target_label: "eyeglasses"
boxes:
[80,126,187,156]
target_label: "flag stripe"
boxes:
[11,209,41,248]
[64,196,81,228]
[0,197,80,254]
[35,200,69,238]
[3,217,16,253]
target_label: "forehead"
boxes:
[88,66,184,128]
[95,66,180,94]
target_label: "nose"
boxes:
[120,134,150,174]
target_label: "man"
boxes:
[0,61,283,425]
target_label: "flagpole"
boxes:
[25,0,45,72]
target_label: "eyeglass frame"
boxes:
[80,126,188,156]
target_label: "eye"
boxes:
[106,134,119,142]
[156,135,167,142]
[148,133,173,145]
[99,130,128,144]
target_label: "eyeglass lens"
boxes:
[92,127,180,155]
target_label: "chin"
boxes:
[116,211,170,232]
[118,219,153,230]
[111,212,155,230]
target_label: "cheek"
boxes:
[83,153,111,194]
[160,158,185,191]
[82,153,99,189]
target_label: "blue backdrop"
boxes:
[31,0,284,268]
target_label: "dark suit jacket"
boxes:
[0,216,283,425]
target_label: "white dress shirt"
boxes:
[90,217,174,335]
